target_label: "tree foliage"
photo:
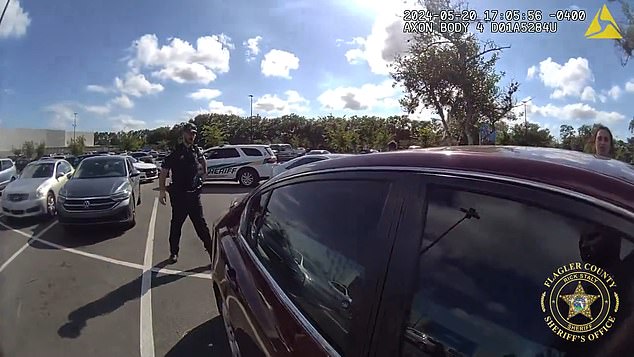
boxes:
[608,0,634,65]
[392,0,519,144]
[35,141,46,159]
[22,141,35,159]
[67,136,86,156]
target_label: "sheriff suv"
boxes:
[204,145,277,187]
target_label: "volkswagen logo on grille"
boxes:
[83,200,91,208]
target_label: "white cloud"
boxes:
[188,88,222,100]
[580,86,596,102]
[109,115,147,131]
[114,73,164,97]
[84,105,111,115]
[260,49,300,79]
[86,85,111,94]
[607,85,622,100]
[521,102,626,124]
[526,66,537,80]
[317,80,400,111]
[531,57,594,100]
[208,101,245,116]
[254,90,310,115]
[342,1,416,75]
[625,79,634,92]
[130,33,233,84]
[110,95,134,109]
[0,0,31,39]
[187,100,246,116]
[244,36,263,62]
[44,103,77,130]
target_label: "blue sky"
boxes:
[0,0,633,140]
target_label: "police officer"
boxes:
[158,123,211,264]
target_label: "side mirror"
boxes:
[230,198,239,209]
[56,173,64,180]
[130,170,141,177]
[66,172,73,179]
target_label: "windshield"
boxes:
[74,158,127,178]
[20,163,55,179]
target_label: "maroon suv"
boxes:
[211,146,634,357]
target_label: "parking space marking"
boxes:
[151,268,211,280]
[0,241,30,274]
[0,220,58,273]
[140,197,158,357]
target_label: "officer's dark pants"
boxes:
[168,190,212,256]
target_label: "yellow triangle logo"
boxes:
[585,4,623,39]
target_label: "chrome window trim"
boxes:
[279,166,634,220]
[237,232,342,357]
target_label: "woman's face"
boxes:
[595,129,611,157]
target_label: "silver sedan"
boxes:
[1,159,74,219]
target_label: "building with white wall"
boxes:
[0,128,94,157]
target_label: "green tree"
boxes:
[22,141,35,159]
[68,136,86,156]
[35,141,46,159]
[200,122,227,148]
[559,125,576,150]
[608,0,634,65]
[118,131,144,152]
[11,147,21,156]
[392,0,519,144]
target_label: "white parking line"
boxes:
[0,220,58,273]
[140,197,158,357]
[0,242,30,273]
[151,267,211,280]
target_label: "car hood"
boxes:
[5,177,52,194]
[133,162,157,169]
[62,177,128,197]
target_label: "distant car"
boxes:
[271,154,351,177]
[269,144,297,162]
[57,156,141,230]
[204,145,277,187]
[1,159,74,219]
[130,152,155,164]
[359,149,379,154]
[125,156,159,183]
[0,158,18,195]
[210,146,634,357]
[305,150,331,155]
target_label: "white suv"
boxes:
[204,145,277,187]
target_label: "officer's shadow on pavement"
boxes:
[165,316,230,356]
[57,260,211,339]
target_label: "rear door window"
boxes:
[216,148,240,159]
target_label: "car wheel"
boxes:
[46,191,57,218]
[127,195,137,229]
[219,298,242,357]
[237,168,259,187]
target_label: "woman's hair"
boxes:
[590,124,615,157]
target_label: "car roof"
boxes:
[30,159,67,164]
[81,155,126,162]
[206,145,271,150]
[273,146,634,212]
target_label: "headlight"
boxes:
[111,189,131,201]
[34,187,46,199]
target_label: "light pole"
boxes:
[0,0,11,27]
[249,94,254,142]
[73,112,78,142]
[521,98,531,145]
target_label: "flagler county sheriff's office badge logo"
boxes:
[541,262,620,343]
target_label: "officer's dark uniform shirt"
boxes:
[162,143,205,192]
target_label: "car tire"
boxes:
[237,168,259,187]
[219,297,242,357]
[128,195,136,229]
[46,191,57,218]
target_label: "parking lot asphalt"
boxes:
[0,181,253,357]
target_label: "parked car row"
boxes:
[1,156,142,230]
